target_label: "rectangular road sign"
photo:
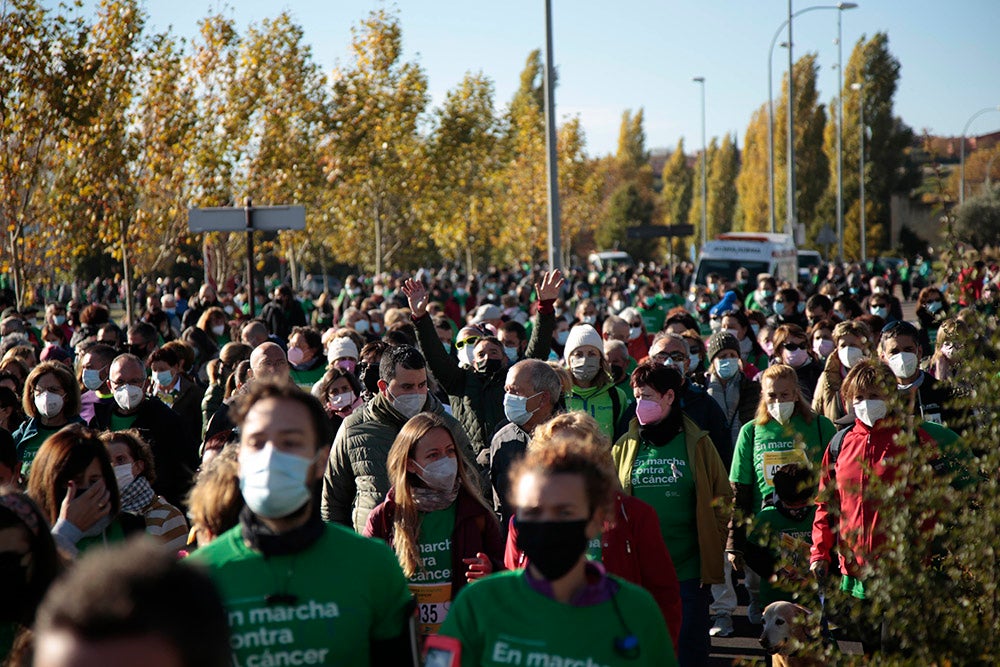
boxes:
[626,224,695,239]
[188,205,306,233]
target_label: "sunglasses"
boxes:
[454,337,480,350]
[782,342,806,352]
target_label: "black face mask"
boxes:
[356,363,380,396]
[476,358,504,375]
[610,364,626,383]
[515,518,589,581]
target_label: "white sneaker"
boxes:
[709,614,734,637]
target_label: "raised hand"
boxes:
[401,278,429,318]
[463,552,493,582]
[534,269,565,302]
[59,479,110,532]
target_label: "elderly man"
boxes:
[321,345,475,532]
[488,359,563,531]
[204,342,289,440]
[89,354,199,508]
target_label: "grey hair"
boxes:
[514,359,563,406]
[603,339,628,357]
[650,331,686,348]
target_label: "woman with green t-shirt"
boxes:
[562,324,632,442]
[12,362,85,481]
[26,425,144,558]
[286,326,327,392]
[726,363,835,623]
[435,424,677,666]
[365,412,503,639]
[611,362,730,667]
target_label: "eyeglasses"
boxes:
[782,342,806,352]
[654,351,688,363]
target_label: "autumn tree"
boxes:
[324,9,430,274]
[427,71,502,273]
[735,104,771,232]
[234,12,332,289]
[497,50,548,264]
[707,132,740,239]
[596,182,653,258]
[819,33,918,259]
[557,118,602,267]
[659,139,693,258]
[772,53,829,245]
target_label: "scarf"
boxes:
[240,501,324,558]
[639,402,684,446]
[120,476,156,513]
[411,480,460,513]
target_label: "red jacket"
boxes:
[364,486,506,597]
[810,419,952,577]
[627,333,652,365]
[504,491,682,650]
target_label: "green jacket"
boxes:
[414,308,554,455]
[320,392,474,532]
[567,380,632,442]
[613,414,732,584]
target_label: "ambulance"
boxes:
[693,232,797,286]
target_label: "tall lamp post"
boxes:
[693,76,707,248]
[543,0,561,270]
[766,3,857,235]
[851,81,866,261]
[959,105,1000,205]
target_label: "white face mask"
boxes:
[211,324,226,336]
[854,399,887,427]
[413,456,458,492]
[887,351,918,379]
[627,327,642,341]
[82,369,104,391]
[457,345,475,368]
[34,391,64,419]
[838,346,864,370]
[327,391,355,410]
[767,400,795,425]
[114,463,135,492]
[569,355,601,383]
[390,391,426,419]
[113,384,145,412]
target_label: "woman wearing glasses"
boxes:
[769,324,822,404]
[13,362,84,482]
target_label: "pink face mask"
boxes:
[287,347,306,366]
[783,347,809,368]
[636,397,665,426]
[334,359,357,374]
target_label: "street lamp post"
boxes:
[786,0,795,239]
[959,105,1000,205]
[766,2,857,236]
[851,81,866,261]
[693,76,707,248]
[543,0,561,271]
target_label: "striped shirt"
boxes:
[141,495,190,553]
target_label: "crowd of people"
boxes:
[1,252,995,666]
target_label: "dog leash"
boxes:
[818,590,836,646]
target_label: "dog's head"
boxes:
[759,601,813,655]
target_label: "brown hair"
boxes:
[511,421,617,517]
[755,363,814,425]
[100,428,157,485]
[772,324,808,355]
[197,307,228,333]
[27,425,120,524]
[832,319,874,353]
[841,359,897,406]
[384,412,488,578]
[23,362,81,420]
[186,447,243,544]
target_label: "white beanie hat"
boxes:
[563,324,604,364]
[327,337,359,362]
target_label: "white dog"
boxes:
[759,601,822,667]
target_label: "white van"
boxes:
[588,250,635,272]
[694,232,797,286]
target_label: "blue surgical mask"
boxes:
[504,346,520,363]
[503,391,541,427]
[773,301,786,316]
[715,357,739,380]
[442,342,452,354]
[555,330,569,346]
[239,444,313,519]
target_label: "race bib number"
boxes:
[762,450,808,486]
[410,582,452,636]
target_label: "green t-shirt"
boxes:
[76,517,128,555]
[638,303,667,333]
[439,570,677,667]
[16,424,61,478]
[187,521,412,666]
[630,433,699,580]
[411,503,456,636]
[110,412,138,432]
[730,414,835,512]
[567,383,631,442]
[290,364,328,392]
[747,505,816,606]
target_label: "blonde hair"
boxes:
[755,363,814,425]
[832,320,874,353]
[186,447,243,544]
[529,411,611,453]
[385,412,488,578]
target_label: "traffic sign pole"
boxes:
[245,198,254,314]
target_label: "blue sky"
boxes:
[71,0,1000,156]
